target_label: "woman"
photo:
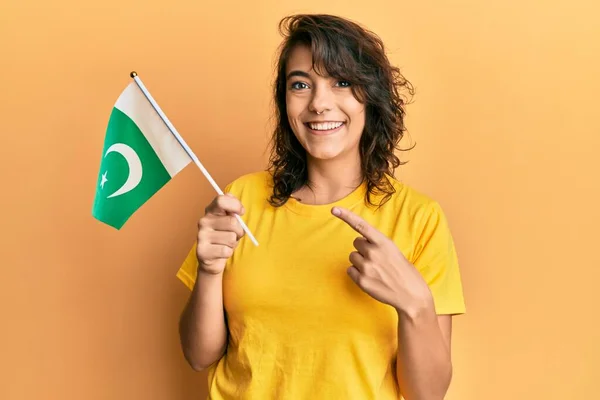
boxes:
[177,13,465,400]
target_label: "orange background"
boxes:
[2,1,599,399]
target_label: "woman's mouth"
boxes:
[304,121,345,135]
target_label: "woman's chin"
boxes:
[306,146,346,161]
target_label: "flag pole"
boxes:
[129,71,259,247]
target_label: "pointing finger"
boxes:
[332,206,383,244]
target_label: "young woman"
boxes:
[177,14,466,400]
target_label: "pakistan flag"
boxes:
[92,82,191,229]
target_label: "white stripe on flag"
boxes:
[115,83,191,177]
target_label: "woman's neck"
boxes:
[293,154,363,205]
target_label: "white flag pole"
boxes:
[129,71,259,247]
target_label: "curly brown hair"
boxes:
[267,14,415,208]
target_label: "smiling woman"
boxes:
[176,13,466,400]
[270,14,415,208]
[283,45,366,165]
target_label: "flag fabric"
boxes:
[92,82,191,229]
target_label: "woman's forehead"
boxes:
[285,45,333,78]
[286,45,313,70]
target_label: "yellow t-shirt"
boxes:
[177,171,465,399]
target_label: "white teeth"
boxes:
[308,122,344,131]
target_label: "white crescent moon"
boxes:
[105,143,143,198]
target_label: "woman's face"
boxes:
[285,45,366,162]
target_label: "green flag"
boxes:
[92,82,191,229]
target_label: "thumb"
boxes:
[225,193,245,215]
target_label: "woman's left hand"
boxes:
[332,206,433,315]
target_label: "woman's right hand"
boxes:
[196,194,246,275]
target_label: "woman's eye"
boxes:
[291,82,309,90]
[337,80,351,87]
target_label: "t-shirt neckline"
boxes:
[283,181,368,217]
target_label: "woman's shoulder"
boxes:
[224,170,272,197]
[384,175,446,220]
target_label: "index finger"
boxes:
[331,206,383,243]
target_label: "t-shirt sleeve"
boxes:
[176,242,199,291]
[411,201,466,315]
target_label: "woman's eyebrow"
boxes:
[286,70,311,80]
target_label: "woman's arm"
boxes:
[330,206,457,400]
[396,297,453,400]
[179,271,228,371]
[179,194,246,371]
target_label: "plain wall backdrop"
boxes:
[1,0,599,399]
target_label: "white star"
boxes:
[100,171,108,189]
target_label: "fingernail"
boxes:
[332,207,341,216]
